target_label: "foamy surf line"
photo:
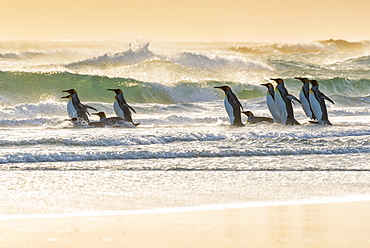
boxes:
[2,196,370,220]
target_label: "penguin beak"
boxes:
[63,89,76,95]
[214,86,222,89]
[260,83,268,87]
[295,77,308,82]
[107,89,120,94]
[92,113,99,116]
[270,78,283,84]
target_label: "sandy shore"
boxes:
[1,201,369,248]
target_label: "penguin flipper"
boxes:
[320,94,335,105]
[119,102,136,114]
[126,104,137,113]
[228,94,244,111]
[85,105,98,111]
[287,95,301,104]
[234,98,244,110]
[76,103,91,118]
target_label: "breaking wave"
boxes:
[0,71,266,105]
[66,42,270,71]
[0,70,370,109]
[66,43,159,68]
[229,39,370,54]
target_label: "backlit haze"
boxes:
[0,0,369,42]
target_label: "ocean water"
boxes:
[1,39,370,218]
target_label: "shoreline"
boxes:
[1,196,370,220]
[1,200,370,248]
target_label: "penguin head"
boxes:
[214,86,231,93]
[62,89,77,95]
[107,89,123,95]
[260,83,273,89]
[92,112,106,118]
[242,111,253,117]
[270,78,284,84]
[295,77,310,84]
[309,80,319,86]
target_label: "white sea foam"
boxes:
[168,52,271,71]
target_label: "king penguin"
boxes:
[295,77,316,120]
[93,112,139,128]
[107,89,139,126]
[309,80,334,125]
[214,85,244,127]
[92,112,123,125]
[260,83,282,123]
[242,111,274,124]
[62,89,97,122]
[270,78,301,125]
[61,95,78,120]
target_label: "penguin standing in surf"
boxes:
[270,78,301,125]
[61,95,78,120]
[214,85,244,127]
[295,77,316,120]
[309,80,334,125]
[107,89,139,126]
[62,89,97,122]
[260,83,282,123]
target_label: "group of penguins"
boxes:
[62,88,139,128]
[215,77,334,126]
[62,77,334,128]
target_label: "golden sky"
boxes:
[0,0,369,42]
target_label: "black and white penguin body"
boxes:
[62,89,97,122]
[107,89,138,125]
[309,80,334,125]
[271,78,300,125]
[261,83,282,123]
[214,86,244,127]
[295,77,316,120]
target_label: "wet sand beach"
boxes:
[1,201,369,248]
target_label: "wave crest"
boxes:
[66,43,158,69]
[0,71,265,105]
[168,52,270,70]
[230,39,370,55]
[65,42,270,71]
